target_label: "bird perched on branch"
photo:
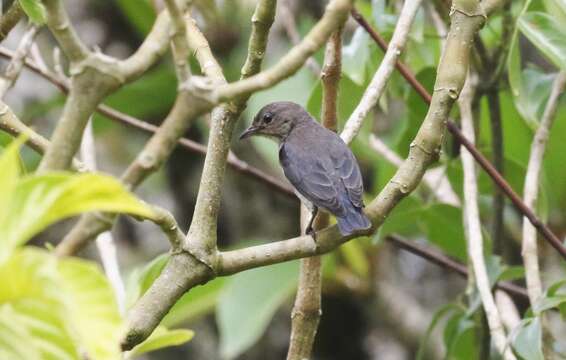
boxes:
[240,101,371,237]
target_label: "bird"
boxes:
[239,101,372,237]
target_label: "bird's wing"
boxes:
[279,143,344,215]
[331,145,365,209]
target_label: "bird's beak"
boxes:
[239,125,260,140]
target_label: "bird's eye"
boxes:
[263,113,273,124]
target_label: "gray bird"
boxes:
[240,101,371,237]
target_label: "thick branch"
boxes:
[42,0,89,62]
[522,71,566,304]
[184,0,277,265]
[0,1,24,42]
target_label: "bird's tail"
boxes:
[336,207,372,236]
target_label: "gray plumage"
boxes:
[240,101,371,236]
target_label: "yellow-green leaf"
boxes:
[58,258,123,360]
[129,326,194,357]
[0,172,155,263]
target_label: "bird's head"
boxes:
[239,101,306,141]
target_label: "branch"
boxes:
[42,0,89,63]
[0,24,39,97]
[118,9,176,81]
[184,0,277,266]
[340,1,422,145]
[522,71,566,304]
[200,0,352,103]
[353,9,566,260]
[387,235,528,300]
[80,119,127,313]
[286,208,324,360]
[0,0,24,42]
[0,100,85,170]
[486,89,506,257]
[164,0,191,83]
[459,74,514,360]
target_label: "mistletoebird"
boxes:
[240,101,371,237]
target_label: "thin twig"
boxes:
[386,235,528,300]
[0,24,39,97]
[459,74,514,360]
[80,119,127,314]
[163,0,191,82]
[0,1,24,42]
[522,71,566,304]
[486,89,506,257]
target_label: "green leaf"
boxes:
[58,258,123,360]
[18,0,47,24]
[342,28,371,85]
[418,204,467,261]
[126,253,169,309]
[443,312,477,360]
[377,195,423,240]
[100,66,177,121]
[130,326,194,357]
[543,0,566,24]
[339,240,370,277]
[126,254,226,327]
[416,304,461,360]
[217,261,299,359]
[0,137,24,224]
[532,295,566,314]
[514,68,556,128]
[163,277,226,327]
[115,0,156,36]
[511,318,544,360]
[519,12,566,70]
[0,172,155,263]
[0,304,42,360]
